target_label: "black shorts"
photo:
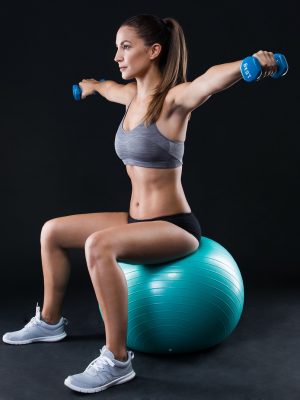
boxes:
[128,211,202,243]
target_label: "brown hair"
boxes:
[120,14,188,127]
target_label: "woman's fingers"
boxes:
[78,79,97,99]
[253,50,278,78]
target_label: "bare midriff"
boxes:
[126,164,191,219]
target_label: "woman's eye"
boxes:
[115,44,130,51]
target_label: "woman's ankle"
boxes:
[106,345,128,362]
[41,311,61,325]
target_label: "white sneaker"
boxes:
[64,345,136,393]
[2,303,68,345]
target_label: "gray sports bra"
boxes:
[114,98,185,169]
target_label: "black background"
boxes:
[1,2,300,400]
[0,0,298,298]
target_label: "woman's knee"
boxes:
[40,218,63,247]
[85,232,113,260]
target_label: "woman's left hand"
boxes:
[252,50,278,79]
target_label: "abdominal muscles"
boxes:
[127,165,191,219]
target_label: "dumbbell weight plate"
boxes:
[240,56,262,82]
[271,54,289,79]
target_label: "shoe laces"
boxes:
[24,316,40,330]
[23,303,43,330]
[24,302,68,329]
[85,349,115,374]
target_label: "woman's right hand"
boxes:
[78,78,99,99]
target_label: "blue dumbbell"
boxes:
[72,78,106,100]
[240,53,288,82]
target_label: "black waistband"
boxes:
[128,211,193,221]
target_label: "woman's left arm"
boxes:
[175,51,277,113]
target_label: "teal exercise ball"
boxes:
[99,236,244,354]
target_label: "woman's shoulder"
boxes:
[166,82,190,103]
[165,83,192,121]
[126,81,138,99]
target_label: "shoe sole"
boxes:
[64,370,136,393]
[2,332,67,345]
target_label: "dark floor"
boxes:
[0,283,299,400]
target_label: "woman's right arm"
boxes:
[78,79,136,105]
[94,80,136,105]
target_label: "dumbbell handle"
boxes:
[72,78,106,101]
[241,53,288,82]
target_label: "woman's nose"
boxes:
[114,49,123,63]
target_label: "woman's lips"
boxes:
[120,67,127,71]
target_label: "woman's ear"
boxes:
[149,43,162,61]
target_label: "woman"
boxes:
[3,14,277,394]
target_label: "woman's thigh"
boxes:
[41,211,129,249]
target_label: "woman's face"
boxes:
[114,26,161,80]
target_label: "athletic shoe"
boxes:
[2,303,68,345]
[64,345,136,393]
